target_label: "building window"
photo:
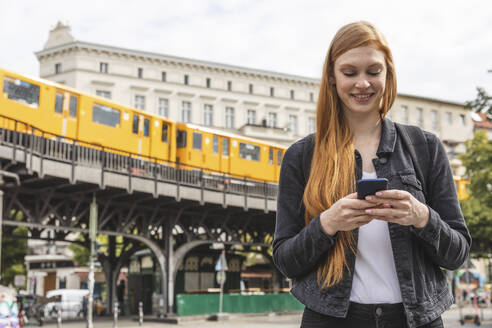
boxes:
[267,112,277,128]
[249,84,253,94]
[184,75,189,85]
[290,90,295,100]
[206,78,211,88]
[96,90,111,99]
[161,71,167,82]
[431,110,438,131]
[204,104,213,126]
[310,92,314,102]
[138,68,143,79]
[158,98,169,117]
[225,107,234,128]
[289,115,298,135]
[416,107,423,127]
[135,95,145,110]
[401,105,409,123]
[181,101,191,123]
[460,114,466,125]
[308,117,315,133]
[100,63,108,73]
[227,81,232,91]
[55,63,62,74]
[247,110,256,125]
[446,112,453,125]
[270,87,275,97]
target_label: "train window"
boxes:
[161,124,168,142]
[177,130,187,148]
[193,132,202,150]
[239,142,260,161]
[277,150,283,166]
[55,92,63,114]
[143,118,150,137]
[132,115,139,134]
[222,139,229,156]
[213,136,219,154]
[69,96,77,117]
[3,76,40,108]
[92,103,120,128]
[269,149,273,165]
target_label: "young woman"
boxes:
[273,21,471,328]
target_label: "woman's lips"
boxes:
[351,93,374,103]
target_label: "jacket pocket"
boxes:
[399,172,426,203]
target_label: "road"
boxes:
[37,306,492,327]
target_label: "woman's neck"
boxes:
[345,111,382,144]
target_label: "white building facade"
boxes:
[36,23,473,176]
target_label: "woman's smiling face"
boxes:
[332,46,387,116]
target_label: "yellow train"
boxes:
[0,67,284,183]
[0,67,471,195]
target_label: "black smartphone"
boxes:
[357,178,388,200]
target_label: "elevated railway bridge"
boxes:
[0,116,280,316]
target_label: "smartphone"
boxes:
[357,178,388,200]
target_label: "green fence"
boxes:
[176,293,304,316]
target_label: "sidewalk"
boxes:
[36,306,492,328]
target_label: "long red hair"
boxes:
[303,21,397,288]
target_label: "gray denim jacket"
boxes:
[272,118,471,328]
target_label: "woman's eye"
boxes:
[343,72,355,77]
[368,71,382,76]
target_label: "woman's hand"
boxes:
[363,189,430,228]
[320,193,379,236]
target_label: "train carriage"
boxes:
[175,123,284,183]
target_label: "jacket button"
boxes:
[379,157,388,164]
[376,307,383,316]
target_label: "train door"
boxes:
[156,120,170,160]
[189,130,203,167]
[132,114,151,157]
[275,149,283,181]
[208,135,220,172]
[219,137,230,174]
[53,90,79,139]
[268,147,276,181]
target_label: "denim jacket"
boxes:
[272,118,471,328]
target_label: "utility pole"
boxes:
[87,194,97,328]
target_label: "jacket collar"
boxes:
[376,118,397,156]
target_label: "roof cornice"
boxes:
[36,41,320,85]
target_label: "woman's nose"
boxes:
[355,79,370,89]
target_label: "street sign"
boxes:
[215,252,228,272]
[14,275,25,287]
[216,271,226,285]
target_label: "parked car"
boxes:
[44,289,89,320]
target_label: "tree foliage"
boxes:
[459,130,492,255]
[1,226,28,287]
[465,87,492,119]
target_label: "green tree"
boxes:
[1,226,28,287]
[459,130,492,255]
[465,87,492,119]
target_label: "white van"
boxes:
[45,289,89,319]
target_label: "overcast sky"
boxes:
[1,0,491,103]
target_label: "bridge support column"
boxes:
[103,236,118,313]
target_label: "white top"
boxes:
[349,171,403,304]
